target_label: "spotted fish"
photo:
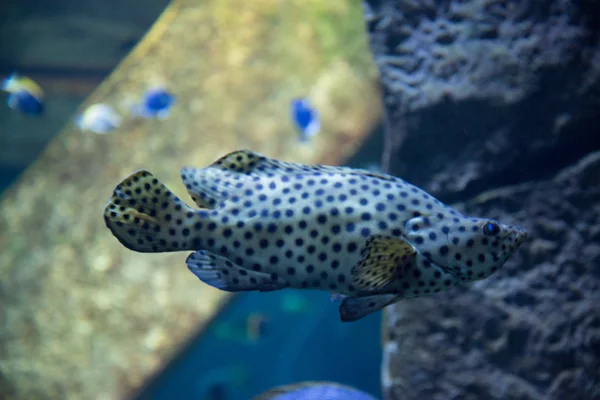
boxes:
[103,150,528,322]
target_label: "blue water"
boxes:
[134,290,382,400]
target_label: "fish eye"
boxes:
[483,221,500,236]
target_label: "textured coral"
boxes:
[366,2,600,398]
[363,0,600,201]
[364,0,586,112]
[381,152,600,400]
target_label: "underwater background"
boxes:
[1,1,599,399]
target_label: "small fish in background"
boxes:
[290,97,320,142]
[246,312,269,342]
[252,381,378,400]
[1,73,44,115]
[131,87,175,119]
[214,312,269,344]
[76,103,122,134]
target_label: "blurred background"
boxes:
[1,1,599,400]
[0,1,383,399]
[0,0,169,191]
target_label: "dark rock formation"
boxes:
[364,0,600,200]
[365,1,600,399]
[381,152,600,399]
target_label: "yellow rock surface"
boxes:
[0,0,381,398]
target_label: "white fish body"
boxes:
[103,150,527,321]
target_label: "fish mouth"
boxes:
[491,226,528,260]
[512,226,528,245]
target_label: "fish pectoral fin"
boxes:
[351,235,417,291]
[339,293,400,322]
[186,251,287,292]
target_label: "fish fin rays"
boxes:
[186,251,287,292]
[209,149,274,174]
[208,149,396,181]
[339,293,400,322]
[103,170,199,253]
[180,149,396,207]
[351,236,417,291]
[180,166,234,209]
[208,149,342,175]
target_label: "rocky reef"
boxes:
[365,0,600,192]
[382,153,600,399]
[366,1,600,399]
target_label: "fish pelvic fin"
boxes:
[351,235,417,291]
[339,293,400,322]
[103,170,208,253]
[186,250,287,292]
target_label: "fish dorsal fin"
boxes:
[180,166,233,209]
[209,149,269,173]
[209,149,396,180]
[351,236,417,291]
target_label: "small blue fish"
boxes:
[290,97,320,141]
[246,312,269,342]
[76,103,122,134]
[252,382,378,400]
[132,88,175,119]
[1,73,44,115]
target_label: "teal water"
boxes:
[133,290,382,400]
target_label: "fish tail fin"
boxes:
[103,170,210,253]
